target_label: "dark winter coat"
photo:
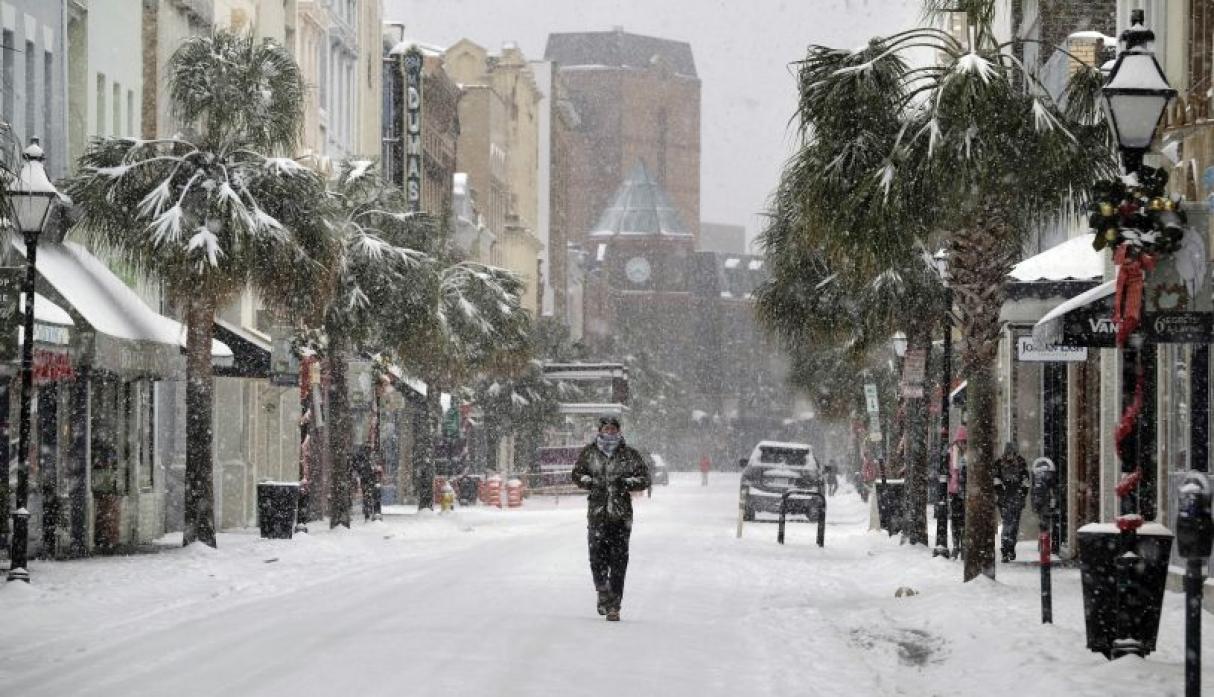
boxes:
[571,439,650,523]
[994,453,1030,511]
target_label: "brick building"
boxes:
[544,28,701,247]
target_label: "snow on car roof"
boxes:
[755,441,812,451]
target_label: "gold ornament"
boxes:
[1104,228,1118,242]
[1099,202,1115,217]
[1149,197,1165,211]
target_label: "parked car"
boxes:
[649,453,670,486]
[738,441,821,521]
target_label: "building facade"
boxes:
[447,38,544,313]
[544,28,701,247]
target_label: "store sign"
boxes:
[403,48,424,212]
[1017,336,1088,362]
[33,350,73,383]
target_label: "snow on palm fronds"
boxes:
[168,31,304,151]
[65,30,333,308]
[323,159,434,349]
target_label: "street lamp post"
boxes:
[6,139,59,583]
[1076,9,1178,660]
[933,250,952,558]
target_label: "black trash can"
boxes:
[257,481,301,539]
[457,476,480,506]
[1077,523,1174,658]
[875,480,905,536]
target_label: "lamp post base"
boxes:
[6,508,29,583]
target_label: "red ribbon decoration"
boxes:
[1111,245,1155,347]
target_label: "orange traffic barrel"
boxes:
[506,478,523,508]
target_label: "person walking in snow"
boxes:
[699,454,711,486]
[572,416,651,622]
[948,427,968,560]
[825,460,839,497]
[994,442,1030,563]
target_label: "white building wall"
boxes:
[87,1,142,143]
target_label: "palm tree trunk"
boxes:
[183,294,217,547]
[327,334,352,528]
[903,326,932,545]
[416,380,440,510]
[951,215,1017,581]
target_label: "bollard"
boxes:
[1031,457,1057,624]
[736,485,748,539]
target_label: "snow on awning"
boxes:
[13,237,231,375]
[1009,234,1103,282]
[1032,279,1115,347]
[22,293,73,326]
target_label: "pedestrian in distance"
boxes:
[572,416,651,622]
[948,427,968,560]
[994,442,1030,563]
[825,460,839,497]
[699,454,711,486]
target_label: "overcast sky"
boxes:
[384,0,924,245]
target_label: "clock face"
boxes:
[625,256,652,284]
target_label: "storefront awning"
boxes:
[1009,233,1104,283]
[1031,280,1116,347]
[213,319,270,378]
[13,238,232,376]
[1003,234,1104,324]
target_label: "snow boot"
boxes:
[596,590,611,616]
[606,609,620,622]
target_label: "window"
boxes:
[96,73,105,137]
[43,51,52,145]
[23,41,34,138]
[138,381,155,490]
[112,81,120,138]
[2,31,14,125]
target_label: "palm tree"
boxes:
[394,239,532,506]
[782,1,1114,579]
[65,31,336,547]
[756,179,945,544]
[320,160,433,527]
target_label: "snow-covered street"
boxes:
[1,472,1210,697]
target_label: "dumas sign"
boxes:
[403,48,424,212]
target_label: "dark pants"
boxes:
[1000,501,1024,558]
[949,493,965,557]
[588,519,632,607]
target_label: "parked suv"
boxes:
[739,441,822,521]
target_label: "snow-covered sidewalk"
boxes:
[0,472,1210,696]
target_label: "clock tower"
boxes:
[584,161,696,373]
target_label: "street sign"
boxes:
[863,383,879,414]
[868,412,882,440]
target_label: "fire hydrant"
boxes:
[440,481,455,512]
